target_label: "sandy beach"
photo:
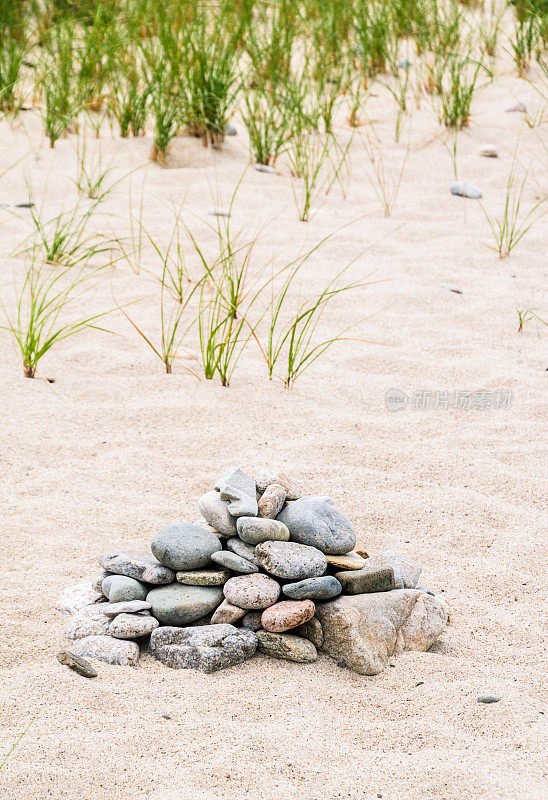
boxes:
[1,45,547,800]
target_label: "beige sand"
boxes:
[1,59,547,800]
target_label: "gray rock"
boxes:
[109,613,159,639]
[316,590,448,675]
[226,537,261,566]
[224,574,281,609]
[397,58,412,69]
[237,517,290,545]
[71,635,140,667]
[98,552,174,585]
[208,207,230,217]
[255,540,327,581]
[254,163,278,174]
[241,611,263,631]
[255,471,302,500]
[147,584,223,626]
[294,617,323,648]
[258,484,287,518]
[210,599,247,624]
[477,695,501,704]
[176,568,230,586]
[102,575,148,603]
[151,522,222,570]
[225,124,237,136]
[66,606,111,640]
[479,144,498,158]
[211,550,259,574]
[58,583,103,614]
[256,631,317,663]
[149,624,257,673]
[57,650,98,678]
[215,467,258,517]
[100,600,152,617]
[335,564,395,594]
[450,181,482,200]
[277,497,356,554]
[198,490,238,536]
[283,576,342,600]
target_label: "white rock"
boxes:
[58,583,103,614]
[479,144,498,158]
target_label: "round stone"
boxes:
[236,517,290,545]
[223,574,281,610]
[255,540,327,580]
[261,600,315,633]
[102,575,147,603]
[283,576,342,600]
[211,551,258,574]
[108,613,159,639]
[147,584,223,625]
[176,568,230,586]
[151,522,222,570]
[277,497,356,554]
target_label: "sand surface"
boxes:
[1,57,547,800]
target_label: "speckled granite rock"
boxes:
[277,497,356,554]
[98,552,174,584]
[71,635,140,666]
[256,631,317,663]
[149,624,257,673]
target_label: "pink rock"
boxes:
[224,574,281,610]
[258,484,287,518]
[261,599,315,633]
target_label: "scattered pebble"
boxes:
[254,164,278,174]
[505,102,526,112]
[440,283,463,294]
[450,181,482,200]
[477,695,501,704]
[208,207,230,217]
[479,144,498,158]
[57,650,98,678]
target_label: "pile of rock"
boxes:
[58,468,448,675]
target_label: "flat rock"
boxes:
[98,552,174,584]
[450,181,482,199]
[256,631,317,663]
[58,583,103,614]
[210,599,247,624]
[255,540,327,580]
[478,695,501,704]
[325,552,367,570]
[66,606,111,639]
[92,571,110,593]
[335,564,395,594]
[211,550,258,574]
[71,635,140,667]
[223,574,281,609]
[102,575,147,603]
[479,144,498,158]
[236,517,290,545]
[254,163,278,174]
[109,613,159,639]
[100,600,152,617]
[147,584,223,625]
[241,611,263,631]
[214,467,258,517]
[226,537,261,566]
[57,650,98,678]
[151,522,222,570]
[261,599,315,632]
[255,471,302,500]
[149,624,257,673]
[283,576,342,600]
[277,496,356,554]
[176,568,230,586]
[316,590,448,675]
[198,490,238,536]
[294,617,323,648]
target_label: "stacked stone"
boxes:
[59,468,447,675]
